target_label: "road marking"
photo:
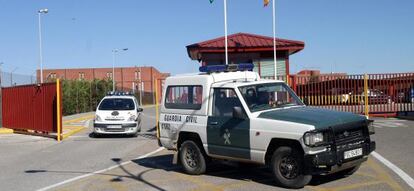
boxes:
[372,151,414,189]
[36,147,164,191]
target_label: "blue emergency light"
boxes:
[107,91,133,96]
[199,63,254,73]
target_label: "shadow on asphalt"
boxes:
[24,154,351,191]
[133,154,351,189]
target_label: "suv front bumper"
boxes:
[304,141,375,175]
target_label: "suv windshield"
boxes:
[98,98,135,111]
[239,83,304,112]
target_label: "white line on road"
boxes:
[372,151,414,189]
[36,147,165,191]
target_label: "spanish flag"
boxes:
[264,0,270,7]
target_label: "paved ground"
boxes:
[0,108,413,191]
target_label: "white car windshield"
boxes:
[239,83,304,112]
[98,98,135,111]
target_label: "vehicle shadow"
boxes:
[132,154,351,188]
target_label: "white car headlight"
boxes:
[303,132,326,146]
[95,115,102,122]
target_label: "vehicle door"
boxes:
[207,88,250,160]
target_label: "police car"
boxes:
[158,64,375,188]
[93,92,143,137]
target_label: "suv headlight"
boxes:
[368,120,375,135]
[128,115,137,122]
[303,131,328,147]
[95,115,102,122]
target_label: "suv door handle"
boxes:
[210,121,218,125]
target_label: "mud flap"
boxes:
[172,151,178,165]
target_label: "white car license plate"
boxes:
[107,125,122,129]
[344,148,363,159]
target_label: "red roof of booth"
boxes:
[187,33,305,60]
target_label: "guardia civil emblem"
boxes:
[223,129,231,145]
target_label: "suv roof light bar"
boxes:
[199,63,254,73]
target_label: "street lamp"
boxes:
[111,48,128,92]
[38,8,48,84]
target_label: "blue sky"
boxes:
[0,0,413,76]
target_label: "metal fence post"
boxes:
[56,79,61,141]
[364,74,369,118]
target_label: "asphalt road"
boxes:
[0,107,413,191]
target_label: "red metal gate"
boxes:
[1,82,62,134]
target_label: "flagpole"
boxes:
[224,0,228,65]
[272,0,277,79]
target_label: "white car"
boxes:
[93,93,143,137]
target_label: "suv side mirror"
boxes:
[232,106,246,119]
[137,108,143,112]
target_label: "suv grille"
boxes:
[335,129,363,144]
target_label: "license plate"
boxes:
[344,148,363,159]
[107,125,122,129]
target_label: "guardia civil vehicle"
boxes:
[158,64,375,188]
[93,92,143,137]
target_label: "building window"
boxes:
[79,72,85,80]
[107,72,113,79]
[165,86,203,110]
[50,73,57,79]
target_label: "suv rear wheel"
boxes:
[179,140,206,175]
[270,146,311,189]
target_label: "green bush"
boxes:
[62,79,112,116]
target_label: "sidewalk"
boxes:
[0,128,13,134]
[61,112,95,139]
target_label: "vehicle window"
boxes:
[98,98,135,110]
[239,83,304,112]
[212,88,244,117]
[165,86,202,110]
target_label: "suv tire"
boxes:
[179,140,206,175]
[270,146,312,189]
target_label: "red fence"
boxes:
[265,73,414,116]
[1,82,62,134]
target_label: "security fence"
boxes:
[265,73,414,116]
[0,71,36,87]
[60,78,165,116]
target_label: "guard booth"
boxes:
[186,32,305,79]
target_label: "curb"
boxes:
[62,126,86,140]
[0,128,14,134]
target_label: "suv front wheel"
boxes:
[179,140,206,175]
[271,146,312,189]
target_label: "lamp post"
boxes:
[38,8,48,84]
[111,48,128,92]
